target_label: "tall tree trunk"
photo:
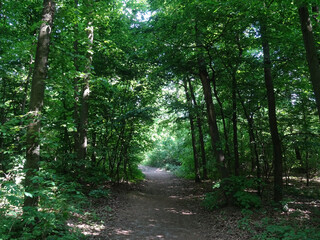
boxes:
[123,123,133,182]
[195,21,228,178]
[206,46,231,167]
[78,21,93,162]
[232,35,243,177]
[188,77,207,179]
[61,97,72,156]
[123,144,128,182]
[198,62,228,178]
[238,91,261,194]
[73,0,80,155]
[110,123,126,179]
[260,20,283,202]
[298,5,320,120]
[23,0,55,209]
[115,121,127,184]
[295,147,303,165]
[183,78,201,183]
[211,71,231,171]
[232,72,240,176]
[305,150,310,186]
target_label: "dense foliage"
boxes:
[0,0,320,238]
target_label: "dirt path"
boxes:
[88,166,248,240]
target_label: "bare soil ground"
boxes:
[84,166,249,240]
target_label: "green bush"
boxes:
[89,187,110,198]
[203,176,262,210]
[203,190,227,210]
[0,168,87,239]
[255,221,320,240]
[234,191,262,209]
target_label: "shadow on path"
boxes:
[88,166,248,240]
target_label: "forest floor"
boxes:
[73,166,251,240]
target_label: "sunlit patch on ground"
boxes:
[164,207,195,215]
[67,211,106,236]
[282,207,311,219]
[79,166,257,239]
[148,218,157,226]
[281,200,320,220]
[67,221,105,236]
[155,168,166,172]
[169,193,204,201]
[115,228,134,235]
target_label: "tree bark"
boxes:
[305,151,310,186]
[298,5,320,121]
[260,20,283,202]
[23,0,55,209]
[210,70,231,167]
[238,90,261,194]
[183,78,201,183]
[295,147,302,165]
[194,20,228,178]
[78,21,94,162]
[61,97,73,157]
[198,60,228,178]
[232,72,240,176]
[188,77,207,179]
[73,0,80,156]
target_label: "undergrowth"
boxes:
[0,163,112,240]
[203,177,320,239]
[254,217,320,240]
[203,176,262,210]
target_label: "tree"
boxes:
[298,4,320,120]
[183,77,201,182]
[260,16,283,202]
[188,77,208,179]
[24,0,55,209]
[77,16,94,163]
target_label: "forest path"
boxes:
[88,166,247,240]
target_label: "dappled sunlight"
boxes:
[292,200,320,207]
[155,235,165,238]
[67,211,106,236]
[282,200,320,220]
[147,218,158,227]
[65,166,250,239]
[313,177,320,184]
[282,207,311,220]
[164,207,196,216]
[67,221,105,236]
[115,228,134,235]
[4,0,320,239]
[168,195,180,199]
[169,193,205,201]
[155,168,165,172]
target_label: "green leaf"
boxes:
[24,192,33,198]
